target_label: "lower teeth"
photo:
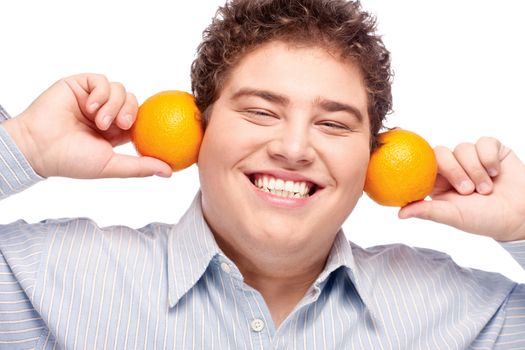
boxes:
[267,188,307,198]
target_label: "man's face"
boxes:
[197,41,370,254]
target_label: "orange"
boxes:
[131,91,203,172]
[364,129,437,207]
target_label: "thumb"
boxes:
[398,199,461,227]
[101,154,173,178]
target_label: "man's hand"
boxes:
[2,74,172,179]
[399,137,525,242]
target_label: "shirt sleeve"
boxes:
[0,106,43,200]
[482,279,525,347]
[0,105,10,122]
[500,240,525,270]
[492,229,525,344]
[0,248,47,348]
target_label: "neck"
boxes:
[213,233,333,328]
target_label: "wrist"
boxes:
[495,226,525,243]
[2,117,46,178]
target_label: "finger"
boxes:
[453,142,493,194]
[115,93,138,130]
[476,136,502,177]
[100,154,173,178]
[430,174,454,196]
[95,82,127,130]
[434,145,474,195]
[97,126,131,147]
[398,199,461,229]
[84,74,111,114]
[62,74,110,117]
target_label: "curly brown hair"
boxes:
[191,0,393,149]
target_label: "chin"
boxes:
[247,216,314,246]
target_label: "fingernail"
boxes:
[488,168,498,177]
[155,172,171,178]
[89,102,100,113]
[101,115,112,128]
[477,181,491,194]
[124,114,133,128]
[399,212,412,219]
[459,180,474,193]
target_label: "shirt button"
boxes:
[250,318,265,332]
[220,262,232,273]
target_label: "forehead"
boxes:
[220,41,369,117]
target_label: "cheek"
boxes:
[198,117,236,166]
[329,144,370,188]
[197,117,264,180]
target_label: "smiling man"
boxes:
[197,41,372,327]
[1,0,525,349]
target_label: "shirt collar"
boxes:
[315,229,357,284]
[167,192,383,325]
[317,230,384,325]
[167,191,222,308]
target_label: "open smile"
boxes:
[247,173,321,199]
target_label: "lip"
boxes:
[244,169,324,208]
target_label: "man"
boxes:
[1,0,524,349]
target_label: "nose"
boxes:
[266,122,315,167]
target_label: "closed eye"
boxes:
[319,121,351,130]
[240,109,280,126]
[246,110,276,118]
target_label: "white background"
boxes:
[1,1,524,282]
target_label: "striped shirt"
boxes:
[1,106,525,349]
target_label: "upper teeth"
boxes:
[253,175,312,198]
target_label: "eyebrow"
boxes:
[230,87,364,122]
[315,98,364,123]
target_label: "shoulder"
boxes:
[1,217,173,246]
[1,217,174,347]
[348,241,517,341]
[0,219,53,293]
[350,241,516,300]
[350,241,454,273]
[0,217,173,289]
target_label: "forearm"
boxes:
[0,106,43,200]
